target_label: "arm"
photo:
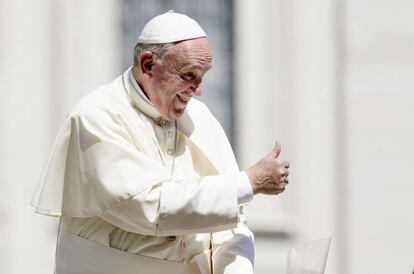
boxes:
[98,174,240,236]
[98,170,254,236]
[67,107,287,237]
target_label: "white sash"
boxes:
[56,228,210,274]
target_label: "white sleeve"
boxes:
[238,171,253,205]
[98,174,240,236]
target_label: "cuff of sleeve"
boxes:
[238,171,253,205]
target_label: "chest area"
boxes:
[119,113,219,179]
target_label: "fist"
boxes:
[247,142,290,195]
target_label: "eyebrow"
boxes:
[180,63,212,72]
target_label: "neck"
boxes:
[132,66,150,100]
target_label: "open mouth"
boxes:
[177,94,191,103]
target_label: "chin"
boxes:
[170,110,185,121]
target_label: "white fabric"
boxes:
[212,212,255,274]
[137,10,207,44]
[56,227,204,274]
[31,69,240,218]
[238,171,253,205]
[33,68,254,273]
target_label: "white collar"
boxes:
[124,67,162,123]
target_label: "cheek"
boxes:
[165,81,188,96]
[154,76,187,104]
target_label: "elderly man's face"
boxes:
[149,38,212,121]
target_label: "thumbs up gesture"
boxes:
[247,142,290,195]
[268,142,282,159]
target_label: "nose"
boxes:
[194,85,202,96]
[190,83,202,96]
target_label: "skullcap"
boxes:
[137,10,207,44]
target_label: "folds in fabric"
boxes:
[31,92,170,217]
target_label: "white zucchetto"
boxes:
[137,10,207,44]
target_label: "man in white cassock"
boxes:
[31,11,290,274]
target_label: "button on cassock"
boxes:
[161,119,170,127]
[166,236,176,241]
[167,149,174,155]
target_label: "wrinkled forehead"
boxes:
[169,38,213,70]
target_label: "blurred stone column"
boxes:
[234,0,294,234]
[0,1,121,273]
[291,1,344,273]
[345,0,414,273]
[234,0,344,273]
[0,2,56,273]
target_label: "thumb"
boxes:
[267,142,281,159]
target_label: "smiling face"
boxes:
[141,38,213,121]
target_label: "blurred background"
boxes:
[1,0,413,273]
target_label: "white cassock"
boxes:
[31,68,254,274]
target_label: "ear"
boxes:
[140,51,155,78]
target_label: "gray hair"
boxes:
[133,42,176,67]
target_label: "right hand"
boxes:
[246,142,290,195]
